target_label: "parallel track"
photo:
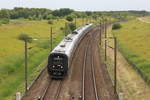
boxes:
[82,38,90,100]
[37,29,94,100]
[82,28,100,100]
[22,25,118,100]
[91,46,99,100]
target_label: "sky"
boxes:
[0,0,150,11]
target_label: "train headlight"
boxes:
[52,65,55,68]
[61,66,63,69]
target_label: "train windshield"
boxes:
[49,53,68,70]
[53,56,64,65]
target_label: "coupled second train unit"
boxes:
[47,24,93,79]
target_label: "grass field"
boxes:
[0,19,68,99]
[0,18,91,99]
[112,19,150,84]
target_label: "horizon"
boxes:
[0,0,150,11]
[0,7,149,12]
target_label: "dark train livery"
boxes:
[47,24,93,78]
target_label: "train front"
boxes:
[47,53,68,79]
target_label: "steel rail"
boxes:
[91,45,99,100]
[82,37,91,100]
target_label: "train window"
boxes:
[65,37,73,42]
[60,44,65,47]
[72,31,78,34]
[53,56,63,60]
[55,50,65,53]
[52,56,64,65]
[65,37,72,40]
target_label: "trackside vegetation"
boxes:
[112,20,150,84]
[112,23,122,30]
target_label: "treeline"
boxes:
[0,7,74,20]
[0,7,149,24]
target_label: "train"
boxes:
[47,23,93,79]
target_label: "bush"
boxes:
[60,27,64,30]
[112,23,122,30]
[0,18,10,24]
[48,20,53,24]
[28,16,33,20]
[18,33,33,43]
[66,16,73,22]
[46,14,55,20]
[68,23,76,31]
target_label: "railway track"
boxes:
[91,45,99,100]
[82,28,100,100]
[22,25,118,100]
[82,38,91,100]
[40,80,63,100]
[22,67,50,100]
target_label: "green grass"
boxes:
[112,19,150,84]
[0,19,66,99]
[0,18,84,99]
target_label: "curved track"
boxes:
[22,25,118,100]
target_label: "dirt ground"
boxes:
[138,17,150,23]
[106,26,150,100]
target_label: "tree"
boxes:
[0,18,10,24]
[59,8,74,16]
[66,16,73,22]
[52,8,74,17]
[0,9,10,19]
[85,11,92,16]
[18,33,33,43]
[48,20,53,24]
[46,14,55,20]
[68,23,76,31]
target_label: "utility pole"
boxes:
[86,18,88,24]
[65,22,67,37]
[104,39,107,61]
[90,17,92,23]
[103,18,107,61]
[50,27,53,52]
[24,39,28,93]
[82,17,84,25]
[99,21,102,46]
[105,19,107,38]
[114,37,117,94]
[75,17,77,27]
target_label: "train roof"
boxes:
[51,23,93,56]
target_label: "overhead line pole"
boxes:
[75,17,77,27]
[50,27,53,52]
[24,39,28,93]
[99,20,102,46]
[82,17,84,25]
[105,18,107,38]
[104,18,107,61]
[106,36,118,95]
[114,37,117,94]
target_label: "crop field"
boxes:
[112,20,150,84]
[0,19,68,99]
